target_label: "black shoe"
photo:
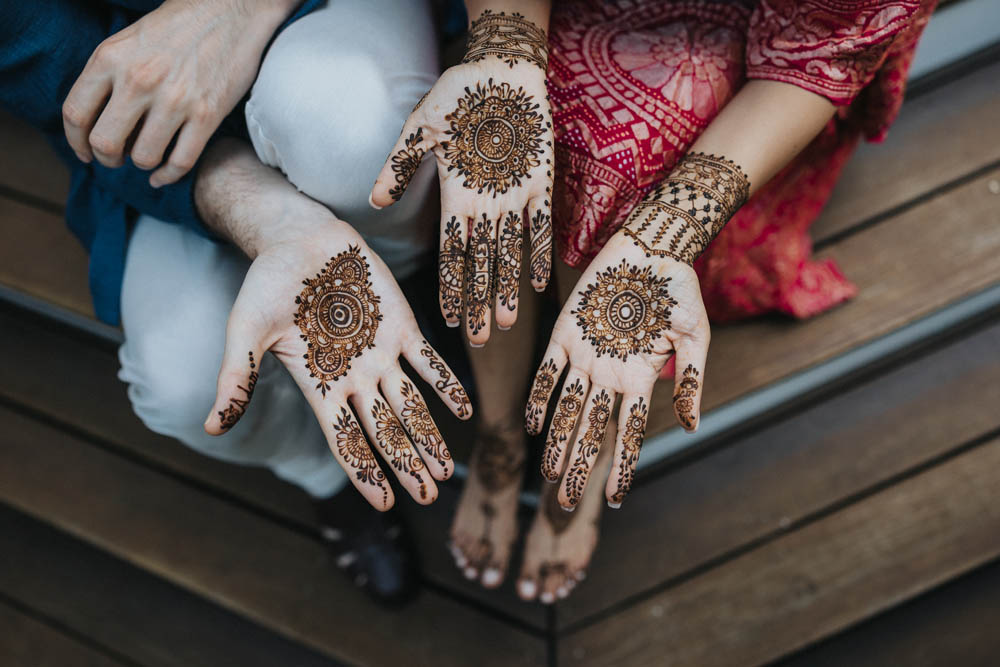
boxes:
[314,487,419,605]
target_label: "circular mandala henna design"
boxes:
[443,79,544,196]
[294,246,382,396]
[572,260,676,360]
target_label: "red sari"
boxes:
[547,0,936,326]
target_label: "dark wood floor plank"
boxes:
[0,109,70,208]
[0,504,342,667]
[0,407,546,666]
[559,319,1000,627]
[0,599,124,667]
[775,559,1000,667]
[559,437,1000,667]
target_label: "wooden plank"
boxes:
[0,600,123,667]
[559,437,1000,667]
[558,319,1000,627]
[775,559,1000,666]
[0,505,341,667]
[0,407,546,666]
[0,109,70,208]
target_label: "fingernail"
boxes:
[446,320,460,328]
[544,478,558,484]
[469,342,485,348]
[608,501,622,509]
[482,568,502,586]
[463,567,478,580]
[497,325,511,331]
[368,192,383,210]
[562,504,576,513]
[518,580,537,598]
[540,592,555,604]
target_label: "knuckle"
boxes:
[62,100,86,128]
[88,131,119,157]
[91,41,117,66]
[168,153,196,173]
[189,102,216,125]
[131,150,159,170]
[124,59,168,92]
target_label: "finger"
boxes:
[558,386,614,510]
[204,312,264,435]
[672,338,708,432]
[404,338,473,420]
[540,371,589,483]
[325,405,395,511]
[525,342,568,436]
[527,195,553,292]
[494,210,523,331]
[464,213,496,346]
[149,120,216,187]
[438,213,467,327]
[63,63,112,162]
[605,393,650,508]
[354,394,438,505]
[381,371,453,481]
[88,88,148,168]
[371,113,433,208]
[129,105,184,171]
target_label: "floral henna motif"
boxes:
[294,246,381,396]
[529,208,552,287]
[496,211,522,311]
[372,399,428,500]
[463,10,549,70]
[439,216,465,322]
[419,340,472,418]
[332,407,387,506]
[623,152,750,265]
[673,364,700,429]
[464,214,495,335]
[526,358,558,434]
[442,80,544,196]
[563,390,611,506]
[388,127,426,202]
[572,260,676,361]
[474,431,525,492]
[541,379,585,482]
[218,351,258,430]
[400,380,450,469]
[610,398,648,505]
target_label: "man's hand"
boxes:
[196,140,473,511]
[370,7,554,346]
[62,0,298,186]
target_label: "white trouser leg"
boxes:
[118,215,346,498]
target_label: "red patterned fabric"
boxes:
[547,0,936,339]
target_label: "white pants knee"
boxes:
[117,0,440,497]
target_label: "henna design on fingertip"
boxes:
[218,351,258,430]
[388,127,426,202]
[540,378,585,482]
[439,217,465,322]
[400,380,451,469]
[372,399,428,500]
[610,398,648,505]
[332,407,388,507]
[496,211,522,312]
[418,340,472,418]
[563,390,611,506]
[529,208,552,287]
[673,364,700,430]
[464,214,495,336]
[526,358,557,435]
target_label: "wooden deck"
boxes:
[1,44,999,667]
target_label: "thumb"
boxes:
[204,313,265,435]
[370,111,433,210]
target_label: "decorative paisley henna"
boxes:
[442,80,544,196]
[418,340,472,418]
[623,152,750,265]
[475,430,526,492]
[372,399,428,501]
[572,259,676,361]
[218,350,258,430]
[540,378,585,482]
[462,10,549,71]
[563,390,612,507]
[610,398,648,505]
[388,127,426,202]
[332,407,388,506]
[294,246,382,396]
[529,208,552,287]
[439,216,465,322]
[464,214,495,335]
[400,380,451,470]
[526,358,558,435]
[496,211,522,311]
[673,364,701,430]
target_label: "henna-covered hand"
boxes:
[526,153,749,509]
[370,9,555,345]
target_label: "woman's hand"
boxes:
[62,0,298,186]
[370,9,554,346]
[524,233,710,510]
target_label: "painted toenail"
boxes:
[463,567,478,580]
[482,569,502,586]
[607,501,622,509]
[576,571,587,581]
[556,587,568,599]
[540,592,555,604]
[518,580,537,598]
[562,505,576,513]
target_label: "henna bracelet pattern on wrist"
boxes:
[462,10,549,70]
[623,152,750,265]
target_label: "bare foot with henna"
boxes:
[449,421,526,588]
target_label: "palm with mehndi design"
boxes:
[203,225,471,511]
[371,10,555,346]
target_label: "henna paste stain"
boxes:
[439,216,465,322]
[529,208,552,287]
[673,364,700,430]
[218,351,258,430]
[623,152,750,265]
[294,246,381,396]
[388,127,426,202]
[419,340,472,418]
[400,380,450,469]
[463,10,549,70]
[572,260,676,361]
[540,378,585,482]
[442,80,544,196]
[464,213,495,335]
[610,398,648,505]
[562,390,611,506]
[526,358,557,435]
[372,398,427,500]
[332,407,387,506]
[474,430,525,493]
[496,211,522,311]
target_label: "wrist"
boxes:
[462,4,550,70]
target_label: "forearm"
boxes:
[622,79,836,264]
